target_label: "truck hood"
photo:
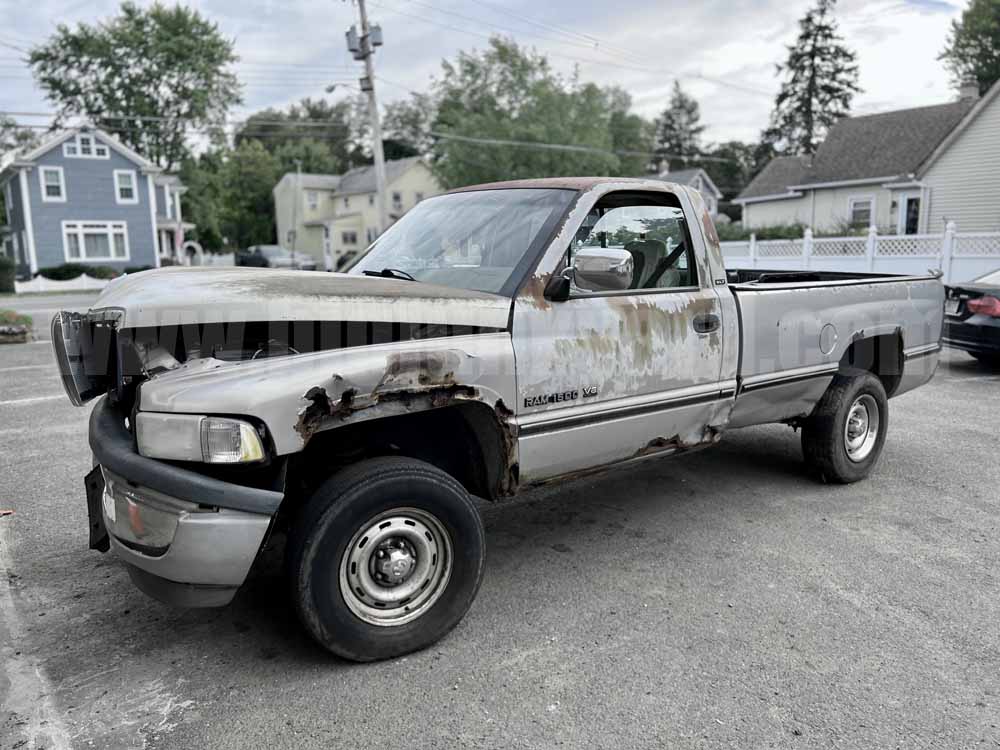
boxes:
[89,266,512,330]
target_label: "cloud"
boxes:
[0,0,967,150]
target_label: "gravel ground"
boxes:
[1,301,998,749]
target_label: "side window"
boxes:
[569,199,697,294]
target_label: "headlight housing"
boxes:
[136,413,267,464]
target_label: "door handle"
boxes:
[693,313,720,334]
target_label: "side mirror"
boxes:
[572,247,633,291]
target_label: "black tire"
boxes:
[286,456,486,662]
[972,352,1000,368]
[801,371,889,484]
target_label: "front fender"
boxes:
[138,332,517,455]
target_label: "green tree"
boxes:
[765,0,860,155]
[29,2,241,170]
[655,81,705,169]
[0,116,39,154]
[607,87,654,176]
[940,0,1000,95]
[429,37,643,188]
[178,150,226,251]
[236,97,355,169]
[217,140,281,249]
[382,93,436,156]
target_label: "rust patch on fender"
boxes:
[294,351,481,444]
[493,398,519,495]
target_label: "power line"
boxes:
[374,0,651,69]
[428,130,738,164]
[366,0,770,98]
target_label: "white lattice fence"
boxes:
[812,237,866,256]
[756,239,802,257]
[954,232,1000,257]
[876,235,942,257]
[720,241,751,258]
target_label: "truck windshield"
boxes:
[347,188,575,294]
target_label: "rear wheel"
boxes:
[801,371,888,484]
[287,456,486,662]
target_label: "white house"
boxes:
[735,80,1000,234]
[273,157,441,270]
[646,167,723,216]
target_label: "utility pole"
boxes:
[290,158,302,266]
[346,0,388,236]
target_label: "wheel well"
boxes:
[285,402,515,514]
[839,332,903,397]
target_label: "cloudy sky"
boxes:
[0,0,966,145]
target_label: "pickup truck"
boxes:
[52,178,944,662]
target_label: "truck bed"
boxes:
[725,270,944,429]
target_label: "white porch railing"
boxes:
[720,222,1000,284]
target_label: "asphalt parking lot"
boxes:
[1,294,999,749]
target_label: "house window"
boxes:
[307,191,319,210]
[39,167,66,203]
[63,221,129,261]
[342,231,358,245]
[1,236,12,259]
[63,133,109,159]
[414,192,424,203]
[164,185,172,219]
[366,227,377,244]
[114,170,138,204]
[368,194,375,207]
[848,197,873,228]
[391,191,403,211]
[344,196,350,209]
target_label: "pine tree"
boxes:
[940,0,1000,96]
[654,81,705,169]
[765,0,860,155]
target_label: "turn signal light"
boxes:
[967,295,1000,317]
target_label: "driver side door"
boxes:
[511,190,730,482]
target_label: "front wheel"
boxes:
[287,456,486,662]
[801,371,889,484]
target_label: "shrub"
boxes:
[0,309,32,327]
[716,223,809,242]
[39,263,119,280]
[0,256,14,294]
[159,257,179,267]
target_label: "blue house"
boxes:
[0,126,195,278]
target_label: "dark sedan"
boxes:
[944,268,1000,366]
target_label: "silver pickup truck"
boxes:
[53,178,944,661]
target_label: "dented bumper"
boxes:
[88,397,280,606]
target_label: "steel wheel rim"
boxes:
[844,394,879,462]
[339,507,452,627]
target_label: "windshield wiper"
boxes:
[362,267,416,281]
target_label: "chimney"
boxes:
[959,78,980,101]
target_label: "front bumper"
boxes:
[89,397,283,606]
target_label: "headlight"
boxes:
[200,418,266,464]
[136,413,266,464]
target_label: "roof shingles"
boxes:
[738,98,976,201]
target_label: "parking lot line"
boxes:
[0,395,64,407]
[0,365,50,373]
